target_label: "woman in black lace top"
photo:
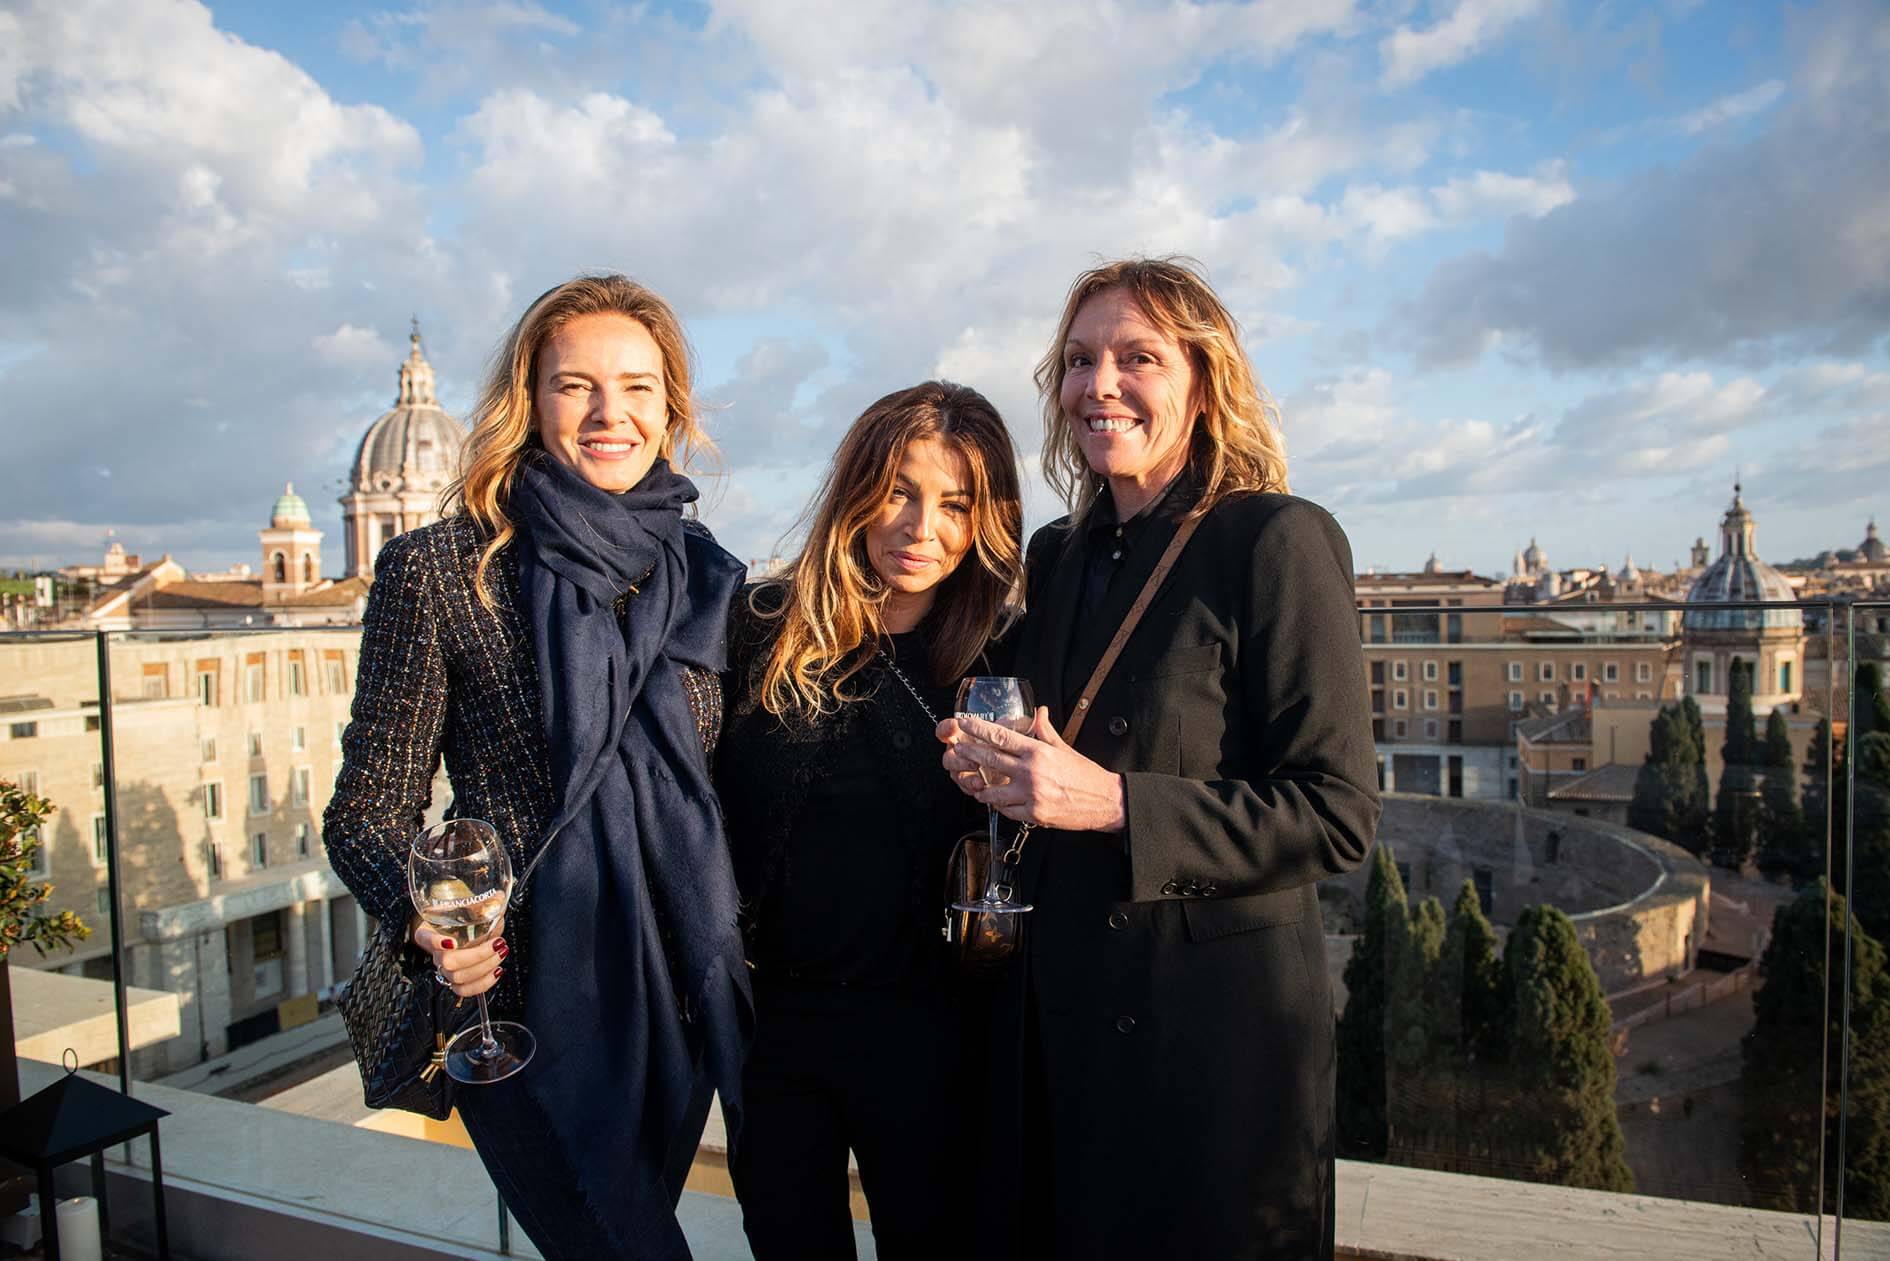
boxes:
[718,382,1024,1259]
[323,274,749,1261]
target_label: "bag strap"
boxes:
[1060,512,1204,745]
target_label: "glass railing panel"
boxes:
[1837,599,1890,1245]
[1338,599,1842,1250]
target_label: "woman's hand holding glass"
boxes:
[939,705,1129,834]
[412,915,507,998]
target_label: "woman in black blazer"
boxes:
[940,258,1381,1259]
[323,274,749,1260]
[717,382,1023,1259]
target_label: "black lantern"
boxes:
[0,1054,171,1261]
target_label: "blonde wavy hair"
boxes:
[755,382,1023,718]
[1034,257,1288,522]
[445,274,716,606]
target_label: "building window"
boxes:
[252,913,284,998]
[252,832,268,869]
[288,660,306,697]
[1538,662,1555,682]
[91,761,104,789]
[1392,718,1408,738]
[203,781,224,821]
[1570,662,1587,682]
[1447,662,1462,687]
[244,662,265,704]
[201,736,218,764]
[1370,661,1385,685]
[8,722,37,740]
[1572,757,1587,772]
[141,670,168,699]
[272,552,286,584]
[1780,661,1793,693]
[92,815,107,864]
[291,725,306,752]
[197,669,218,707]
[1507,662,1523,683]
[96,888,112,917]
[1696,660,1713,695]
[295,823,311,859]
[1472,867,1494,911]
[1372,717,1386,741]
[248,730,264,758]
[205,839,223,881]
[1447,719,1463,744]
[1448,691,1463,714]
[1604,662,1620,683]
[248,773,269,816]
[1636,661,1652,683]
[291,767,310,807]
[1371,689,1385,713]
[1393,689,1409,711]
[1509,691,1524,711]
[1423,689,1440,711]
[1422,661,1439,682]
[1540,691,1557,708]
[324,656,347,693]
[1393,661,1408,682]
[1424,718,1439,739]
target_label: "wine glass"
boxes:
[409,818,535,1084]
[951,676,1036,917]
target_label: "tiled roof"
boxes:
[1548,762,1641,803]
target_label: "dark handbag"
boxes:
[336,917,472,1120]
[944,829,1028,976]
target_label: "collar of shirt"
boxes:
[1084,469,1201,549]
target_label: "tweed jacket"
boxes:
[322,513,723,1017]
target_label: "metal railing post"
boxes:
[95,630,133,1094]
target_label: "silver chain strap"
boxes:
[882,648,1035,862]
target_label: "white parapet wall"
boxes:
[12,967,181,1066]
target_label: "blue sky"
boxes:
[1,0,1884,577]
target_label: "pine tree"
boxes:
[1758,708,1809,879]
[1741,881,1890,1217]
[1712,658,1760,871]
[1337,844,1407,1160]
[1630,703,1707,854]
[1499,906,1634,1192]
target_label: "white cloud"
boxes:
[1379,0,1544,90]
[1674,79,1786,135]
[1430,164,1573,221]
[314,324,395,370]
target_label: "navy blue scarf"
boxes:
[511,453,749,1258]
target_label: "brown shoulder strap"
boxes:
[1060,513,1204,744]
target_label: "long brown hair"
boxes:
[445,273,716,606]
[1034,257,1288,523]
[756,382,1023,718]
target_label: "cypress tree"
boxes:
[1740,881,1890,1217]
[1858,662,1890,741]
[1712,659,1760,871]
[1425,880,1507,1176]
[1337,844,1407,1160]
[1386,896,1447,1162]
[1758,708,1808,879]
[1682,696,1711,852]
[1850,732,1890,942]
[1499,906,1634,1192]
[1803,717,1844,880]
[1630,703,1707,854]
[1441,879,1505,1061]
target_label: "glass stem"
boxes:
[474,991,499,1059]
[984,806,1004,901]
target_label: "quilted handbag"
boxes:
[336,916,472,1120]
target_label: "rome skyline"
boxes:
[1,0,1887,579]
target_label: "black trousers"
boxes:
[730,983,979,1261]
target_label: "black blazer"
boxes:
[995,491,1379,1260]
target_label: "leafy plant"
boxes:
[0,779,90,959]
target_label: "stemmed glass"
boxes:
[409,818,535,1084]
[951,676,1037,919]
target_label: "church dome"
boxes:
[1522,537,1546,570]
[1684,484,1800,632]
[1861,519,1887,564]
[349,324,466,496]
[1617,553,1641,584]
[270,483,310,527]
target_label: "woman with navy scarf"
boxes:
[324,274,749,1260]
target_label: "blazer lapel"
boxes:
[1063,511,1183,704]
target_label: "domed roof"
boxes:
[1617,553,1641,583]
[349,323,465,496]
[270,482,310,527]
[1523,536,1546,568]
[1861,519,1887,564]
[1684,484,1801,632]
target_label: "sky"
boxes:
[0,0,1886,578]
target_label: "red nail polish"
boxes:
[439,938,456,951]
[494,966,504,978]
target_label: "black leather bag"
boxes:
[944,830,1029,977]
[336,917,471,1120]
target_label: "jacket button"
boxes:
[1115,1015,1136,1034]
[1160,880,1179,896]
[1200,883,1218,898]
[1107,716,1129,736]
[891,730,912,750]
[1107,911,1129,930]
